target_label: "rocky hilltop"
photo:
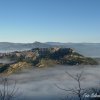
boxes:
[0,47,98,75]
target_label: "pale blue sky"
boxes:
[0,0,100,43]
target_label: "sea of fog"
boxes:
[0,58,15,64]
[0,64,99,100]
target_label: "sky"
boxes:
[0,0,100,43]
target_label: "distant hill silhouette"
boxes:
[0,42,100,57]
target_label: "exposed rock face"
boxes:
[6,62,32,75]
[0,47,98,74]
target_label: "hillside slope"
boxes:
[0,47,98,74]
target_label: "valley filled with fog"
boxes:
[3,64,100,100]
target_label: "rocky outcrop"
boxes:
[0,47,98,74]
[5,62,32,75]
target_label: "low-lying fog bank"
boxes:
[0,58,15,64]
[2,65,99,100]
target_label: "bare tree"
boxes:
[0,77,18,100]
[55,71,87,100]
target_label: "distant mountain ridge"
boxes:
[0,42,100,57]
[0,42,51,52]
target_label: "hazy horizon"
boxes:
[0,41,100,44]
